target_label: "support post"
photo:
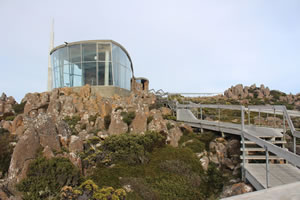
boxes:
[265,146,270,188]
[259,111,261,126]
[218,108,221,122]
[294,136,296,154]
[273,108,276,128]
[200,107,203,120]
[241,106,246,182]
[248,109,251,125]
[283,112,286,136]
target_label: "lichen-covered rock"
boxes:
[148,109,167,133]
[220,182,253,198]
[11,114,23,134]
[108,110,128,135]
[167,126,182,147]
[69,135,84,153]
[8,127,41,183]
[130,111,147,134]
[160,107,172,116]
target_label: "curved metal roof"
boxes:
[50,40,134,76]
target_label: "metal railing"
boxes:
[176,102,300,188]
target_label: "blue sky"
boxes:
[0,0,300,102]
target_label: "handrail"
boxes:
[243,130,300,167]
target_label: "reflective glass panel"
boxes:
[69,44,81,63]
[83,62,96,85]
[82,44,96,62]
[98,43,111,61]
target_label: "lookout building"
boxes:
[49,40,148,96]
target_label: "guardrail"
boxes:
[176,102,300,188]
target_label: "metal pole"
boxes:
[265,146,270,188]
[200,107,203,120]
[294,136,296,154]
[241,106,246,182]
[248,109,251,125]
[273,108,276,128]
[259,111,261,126]
[283,112,286,135]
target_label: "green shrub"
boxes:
[166,122,174,130]
[115,106,123,112]
[89,115,98,123]
[121,111,136,126]
[4,115,15,121]
[104,115,111,130]
[163,115,176,121]
[102,132,166,164]
[270,90,286,100]
[185,140,205,153]
[13,101,26,114]
[88,136,101,145]
[0,130,15,175]
[16,157,81,200]
[64,115,81,135]
[147,116,153,124]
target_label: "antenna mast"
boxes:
[47,19,54,91]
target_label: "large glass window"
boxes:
[83,62,97,85]
[82,43,96,62]
[51,41,132,90]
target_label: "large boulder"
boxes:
[8,128,41,183]
[167,125,183,147]
[130,111,147,134]
[108,110,128,135]
[220,182,253,198]
[147,109,167,133]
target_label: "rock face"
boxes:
[3,84,185,192]
[8,128,41,183]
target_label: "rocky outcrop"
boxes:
[8,127,41,183]
[224,84,270,100]
[0,93,16,118]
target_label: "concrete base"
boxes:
[71,86,131,97]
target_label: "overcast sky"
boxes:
[0,0,300,102]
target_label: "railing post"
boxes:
[283,112,286,136]
[294,136,296,154]
[265,146,270,188]
[218,108,221,122]
[258,111,261,126]
[241,106,246,182]
[248,109,251,125]
[273,108,276,128]
[200,107,203,120]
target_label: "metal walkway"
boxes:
[175,103,300,190]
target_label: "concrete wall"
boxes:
[71,86,131,97]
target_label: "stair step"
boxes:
[240,155,285,160]
[241,140,286,144]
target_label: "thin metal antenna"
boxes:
[47,19,54,91]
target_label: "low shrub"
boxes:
[12,101,26,114]
[121,111,136,126]
[163,115,176,121]
[102,132,166,164]
[147,116,153,124]
[64,115,81,135]
[4,115,15,121]
[88,115,98,124]
[17,157,81,200]
[185,140,205,153]
[0,130,15,176]
[166,122,174,130]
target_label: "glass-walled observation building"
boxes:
[50,40,133,91]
